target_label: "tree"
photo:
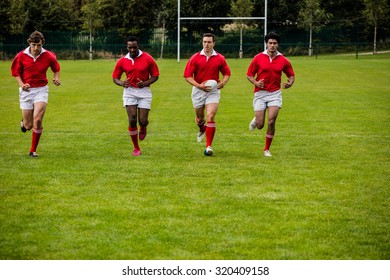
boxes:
[229,0,255,58]
[363,0,389,54]
[322,0,364,23]
[155,3,169,58]
[254,0,299,26]
[41,0,81,31]
[81,0,108,60]
[8,0,29,34]
[178,0,232,34]
[297,0,331,56]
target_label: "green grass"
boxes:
[0,53,389,260]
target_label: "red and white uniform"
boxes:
[112,50,159,88]
[11,47,60,88]
[247,50,294,93]
[183,49,231,83]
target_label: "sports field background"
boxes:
[0,54,389,259]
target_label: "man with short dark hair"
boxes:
[247,32,295,157]
[112,36,160,156]
[11,31,61,158]
[183,33,231,156]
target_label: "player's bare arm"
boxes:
[217,75,230,89]
[282,76,295,89]
[113,78,130,88]
[247,75,264,89]
[185,77,208,91]
[15,76,30,91]
[52,72,61,86]
[137,76,158,88]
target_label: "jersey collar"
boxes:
[263,49,281,56]
[24,47,47,61]
[125,50,143,65]
[125,50,143,60]
[201,49,217,57]
[262,49,281,61]
[201,49,217,61]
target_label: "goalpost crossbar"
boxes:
[181,17,265,20]
[177,0,268,62]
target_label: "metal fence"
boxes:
[1,24,388,60]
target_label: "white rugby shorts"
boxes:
[19,85,49,110]
[253,89,282,111]
[191,86,220,108]
[123,87,152,109]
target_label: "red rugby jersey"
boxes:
[183,50,231,84]
[11,48,60,88]
[247,51,295,93]
[112,50,159,88]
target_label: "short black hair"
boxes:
[264,32,281,44]
[203,33,215,42]
[127,35,139,43]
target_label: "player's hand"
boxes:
[282,82,292,89]
[199,82,211,92]
[136,78,145,88]
[122,79,130,88]
[53,78,61,86]
[21,83,30,91]
[255,79,265,89]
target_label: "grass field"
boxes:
[0,53,389,260]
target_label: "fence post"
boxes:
[356,43,358,59]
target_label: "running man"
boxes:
[112,36,159,156]
[247,32,295,157]
[183,33,231,156]
[11,31,61,157]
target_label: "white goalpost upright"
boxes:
[177,0,267,62]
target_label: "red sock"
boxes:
[264,133,274,151]
[30,128,42,153]
[196,118,206,132]
[128,126,140,150]
[205,121,216,147]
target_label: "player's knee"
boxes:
[195,117,205,125]
[34,118,43,128]
[268,119,276,127]
[25,123,34,130]
[139,119,149,128]
[128,119,137,127]
[257,122,265,129]
[206,114,216,122]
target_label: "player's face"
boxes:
[202,36,215,53]
[127,41,139,58]
[29,40,43,57]
[266,39,278,53]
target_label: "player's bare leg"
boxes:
[21,109,34,132]
[126,105,141,156]
[195,106,206,143]
[138,108,149,141]
[254,110,266,130]
[29,102,46,157]
[263,106,280,156]
[204,103,218,156]
[249,110,266,131]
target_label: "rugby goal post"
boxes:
[177,0,268,62]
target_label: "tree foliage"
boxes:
[81,0,107,33]
[363,0,389,26]
[297,0,331,55]
[229,0,255,24]
[297,0,331,31]
[0,0,389,48]
[363,0,389,53]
